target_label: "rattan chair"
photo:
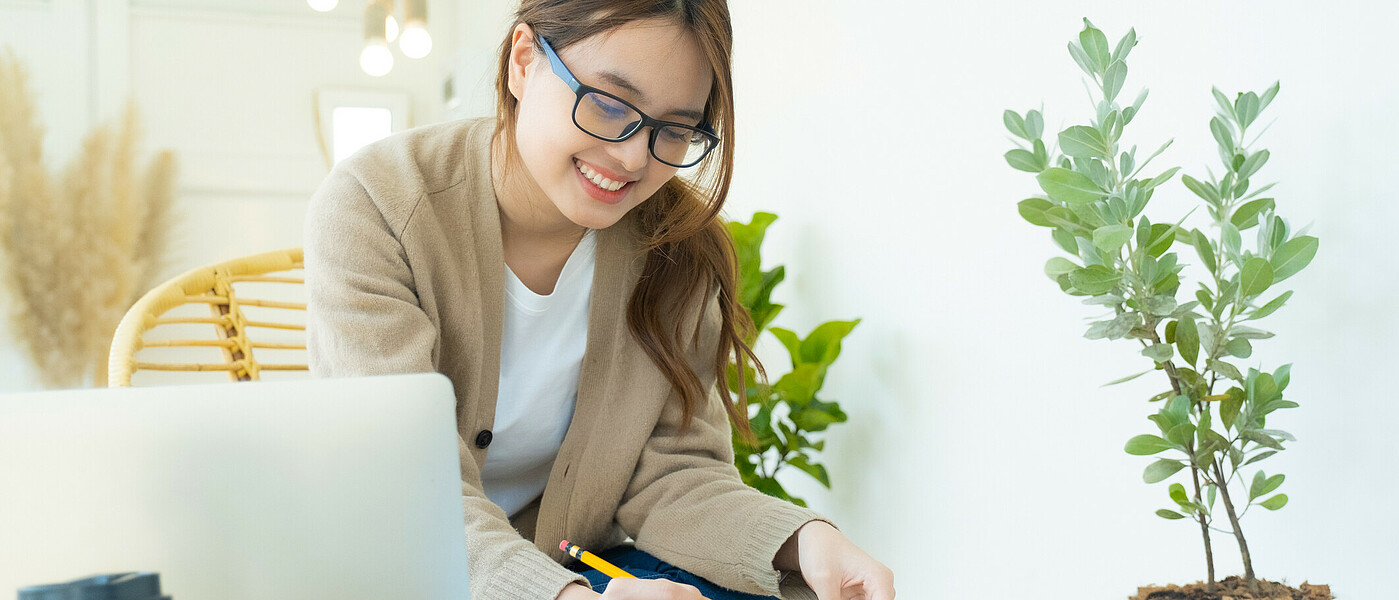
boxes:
[107,247,309,387]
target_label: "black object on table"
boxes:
[17,572,170,600]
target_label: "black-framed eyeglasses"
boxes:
[537,34,719,169]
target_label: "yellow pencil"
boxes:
[561,540,635,580]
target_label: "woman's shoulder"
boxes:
[308,117,496,238]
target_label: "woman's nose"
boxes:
[608,128,652,173]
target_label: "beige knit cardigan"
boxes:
[304,117,829,600]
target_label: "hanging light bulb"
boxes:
[399,0,432,59]
[360,2,393,76]
[385,14,399,43]
[307,0,337,12]
[360,39,393,77]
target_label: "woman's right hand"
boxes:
[556,579,706,600]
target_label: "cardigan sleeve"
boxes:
[304,163,590,600]
[614,289,836,598]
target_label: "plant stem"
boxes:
[1142,321,1215,588]
[1212,459,1258,592]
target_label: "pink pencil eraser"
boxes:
[560,540,570,551]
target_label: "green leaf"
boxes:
[1225,337,1253,359]
[1193,229,1217,275]
[1216,388,1242,431]
[1004,110,1029,140]
[1067,41,1096,77]
[1250,472,1285,500]
[1093,224,1133,254]
[1059,126,1111,159]
[1052,228,1079,255]
[1144,459,1187,484]
[1260,493,1288,510]
[1208,359,1243,382]
[1045,256,1079,280]
[1145,224,1175,257]
[1270,236,1319,282]
[1259,81,1281,111]
[1079,22,1110,74]
[1168,482,1189,505]
[1026,110,1044,140]
[786,454,832,488]
[768,327,801,362]
[1156,509,1188,520]
[1182,174,1220,204]
[1143,295,1177,316]
[798,320,861,368]
[1230,197,1276,230]
[1142,343,1174,363]
[1112,28,1138,62]
[1069,265,1121,295]
[1145,166,1181,191]
[1166,423,1196,448]
[1037,167,1106,205]
[1103,60,1128,103]
[1240,257,1274,298]
[1175,316,1199,367]
[1249,290,1292,320]
[1243,449,1278,467]
[791,397,847,432]
[1238,149,1270,179]
[1236,91,1260,129]
[1241,430,1285,451]
[1102,370,1152,387]
[774,364,821,405]
[1005,149,1043,173]
[1212,87,1236,120]
[1210,117,1236,154]
[1125,434,1174,456]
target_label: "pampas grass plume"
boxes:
[0,48,178,388]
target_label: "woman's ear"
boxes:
[506,23,539,102]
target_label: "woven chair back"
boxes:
[107,248,308,387]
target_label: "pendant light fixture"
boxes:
[313,0,429,76]
[398,0,432,59]
[359,1,393,77]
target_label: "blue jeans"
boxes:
[569,546,779,600]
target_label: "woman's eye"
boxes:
[589,95,628,119]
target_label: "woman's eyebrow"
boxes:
[596,70,705,122]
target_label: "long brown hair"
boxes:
[493,0,761,442]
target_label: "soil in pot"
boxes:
[1130,576,1332,600]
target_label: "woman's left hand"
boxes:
[778,521,895,600]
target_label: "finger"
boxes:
[864,567,897,600]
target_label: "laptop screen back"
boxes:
[0,373,469,599]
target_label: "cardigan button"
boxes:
[474,429,493,449]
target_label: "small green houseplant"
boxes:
[1003,20,1328,599]
[726,212,859,508]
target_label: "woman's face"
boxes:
[506,19,713,231]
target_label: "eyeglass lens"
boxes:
[575,92,713,167]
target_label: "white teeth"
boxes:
[575,160,627,192]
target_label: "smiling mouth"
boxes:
[574,159,631,192]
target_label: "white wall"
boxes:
[2,0,1393,598]
[0,0,456,391]
[726,1,1396,599]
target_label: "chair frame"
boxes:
[107,247,307,387]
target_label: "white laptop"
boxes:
[0,373,470,599]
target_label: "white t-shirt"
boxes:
[480,229,597,517]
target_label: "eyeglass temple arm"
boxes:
[535,35,582,93]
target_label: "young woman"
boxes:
[304,2,894,599]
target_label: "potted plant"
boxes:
[1003,19,1330,600]
[726,212,859,507]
